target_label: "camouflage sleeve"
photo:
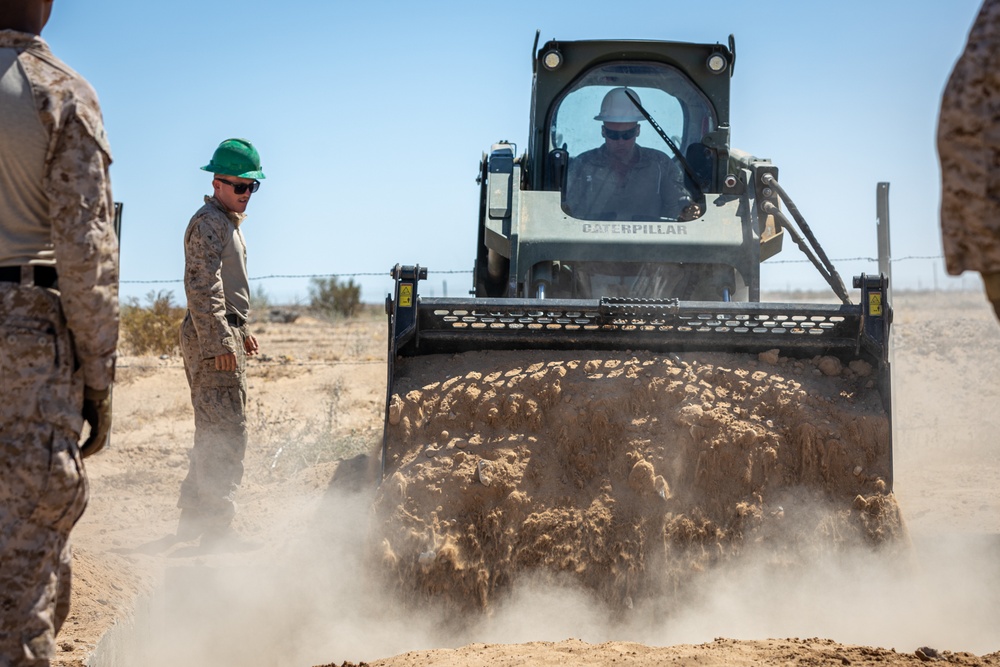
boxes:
[47,107,119,391]
[184,211,236,358]
[939,0,1000,275]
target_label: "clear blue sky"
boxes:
[42,0,985,305]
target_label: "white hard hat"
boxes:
[594,87,645,123]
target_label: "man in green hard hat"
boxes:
[175,138,265,552]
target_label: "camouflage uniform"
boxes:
[0,30,118,667]
[939,0,1000,296]
[565,144,691,221]
[178,197,251,531]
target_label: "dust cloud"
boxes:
[475,535,1000,654]
[111,293,1000,665]
[121,488,448,666]
[114,485,999,666]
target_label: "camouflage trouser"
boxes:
[0,284,88,667]
[177,313,248,529]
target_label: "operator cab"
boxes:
[549,61,718,221]
[531,60,733,301]
[475,38,752,303]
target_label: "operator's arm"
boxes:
[563,150,609,220]
[184,211,237,360]
[46,86,119,392]
[659,154,701,221]
[563,156,585,218]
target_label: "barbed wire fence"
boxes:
[118,254,979,306]
[122,256,954,286]
[766,254,944,265]
[118,254,978,371]
[120,269,473,285]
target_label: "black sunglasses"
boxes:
[603,126,639,141]
[216,177,260,195]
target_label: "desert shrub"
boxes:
[120,290,186,356]
[249,377,380,479]
[309,276,361,318]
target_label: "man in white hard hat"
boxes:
[564,87,698,222]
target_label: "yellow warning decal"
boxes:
[868,292,882,316]
[399,283,413,308]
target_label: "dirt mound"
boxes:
[321,637,1000,667]
[373,348,904,612]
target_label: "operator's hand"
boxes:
[244,333,259,356]
[679,202,703,221]
[215,352,237,371]
[80,385,112,458]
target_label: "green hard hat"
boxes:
[200,138,266,179]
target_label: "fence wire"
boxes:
[120,258,943,285]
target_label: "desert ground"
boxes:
[51,289,1000,667]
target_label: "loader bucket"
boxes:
[382,264,893,484]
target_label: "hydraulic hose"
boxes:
[762,201,852,305]
[761,174,851,304]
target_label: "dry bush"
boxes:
[308,276,361,318]
[120,290,186,356]
[249,378,379,479]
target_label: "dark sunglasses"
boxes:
[216,177,260,195]
[603,126,639,141]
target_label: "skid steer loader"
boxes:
[374,34,898,611]
[385,32,892,450]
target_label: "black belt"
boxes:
[225,312,246,327]
[0,265,59,288]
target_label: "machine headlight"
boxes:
[542,49,563,70]
[706,53,728,74]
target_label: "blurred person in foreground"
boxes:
[175,138,264,552]
[939,0,1000,322]
[0,0,119,664]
